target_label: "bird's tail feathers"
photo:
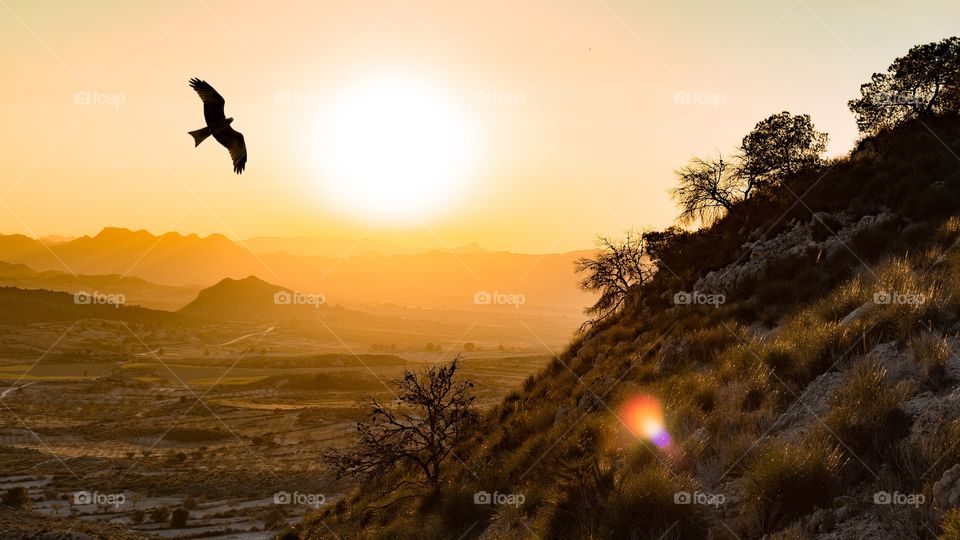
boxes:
[188,127,212,147]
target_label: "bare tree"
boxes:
[323,358,475,491]
[671,153,752,225]
[669,113,827,226]
[576,231,653,324]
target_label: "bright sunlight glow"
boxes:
[315,75,477,225]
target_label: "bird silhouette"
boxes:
[188,78,247,174]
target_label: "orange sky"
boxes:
[1,0,958,252]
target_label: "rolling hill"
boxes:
[0,286,178,325]
[0,261,198,311]
[177,275,326,321]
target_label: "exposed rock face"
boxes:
[840,301,874,326]
[933,464,960,511]
[902,386,960,440]
[692,212,896,295]
[770,370,846,442]
[869,341,923,384]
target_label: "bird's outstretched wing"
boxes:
[189,78,226,126]
[213,127,246,174]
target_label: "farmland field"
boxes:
[0,319,552,538]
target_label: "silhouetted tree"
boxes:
[671,153,752,224]
[739,112,828,186]
[576,231,652,323]
[322,358,475,490]
[849,37,960,135]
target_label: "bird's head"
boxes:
[225,117,234,125]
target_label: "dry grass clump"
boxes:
[742,439,844,534]
[908,330,953,385]
[821,361,908,467]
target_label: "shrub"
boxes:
[822,361,909,467]
[762,346,795,375]
[942,509,960,540]
[151,506,171,523]
[870,258,943,338]
[261,506,287,530]
[762,315,854,386]
[742,440,843,533]
[606,466,707,539]
[894,419,960,490]
[908,330,952,388]
[1,487,30,509]
[170,507,189,528]
[684,326,735,364]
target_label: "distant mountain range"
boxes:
[0,228,594,313]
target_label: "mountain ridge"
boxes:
[0,228,595,313]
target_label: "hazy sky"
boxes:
[1,0,958,252]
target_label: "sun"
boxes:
[314,74,478,224]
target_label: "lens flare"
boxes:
[620,395,671,448]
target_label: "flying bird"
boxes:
[188,78,247,174]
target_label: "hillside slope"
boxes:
[295,117,960,539]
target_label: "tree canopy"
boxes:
[849,37,960,135]
[739,111,828,187]
[669,112,827,225]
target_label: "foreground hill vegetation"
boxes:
[286,38,960,539]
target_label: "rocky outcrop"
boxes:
[693,212,896,295]
[933,464,960,511]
